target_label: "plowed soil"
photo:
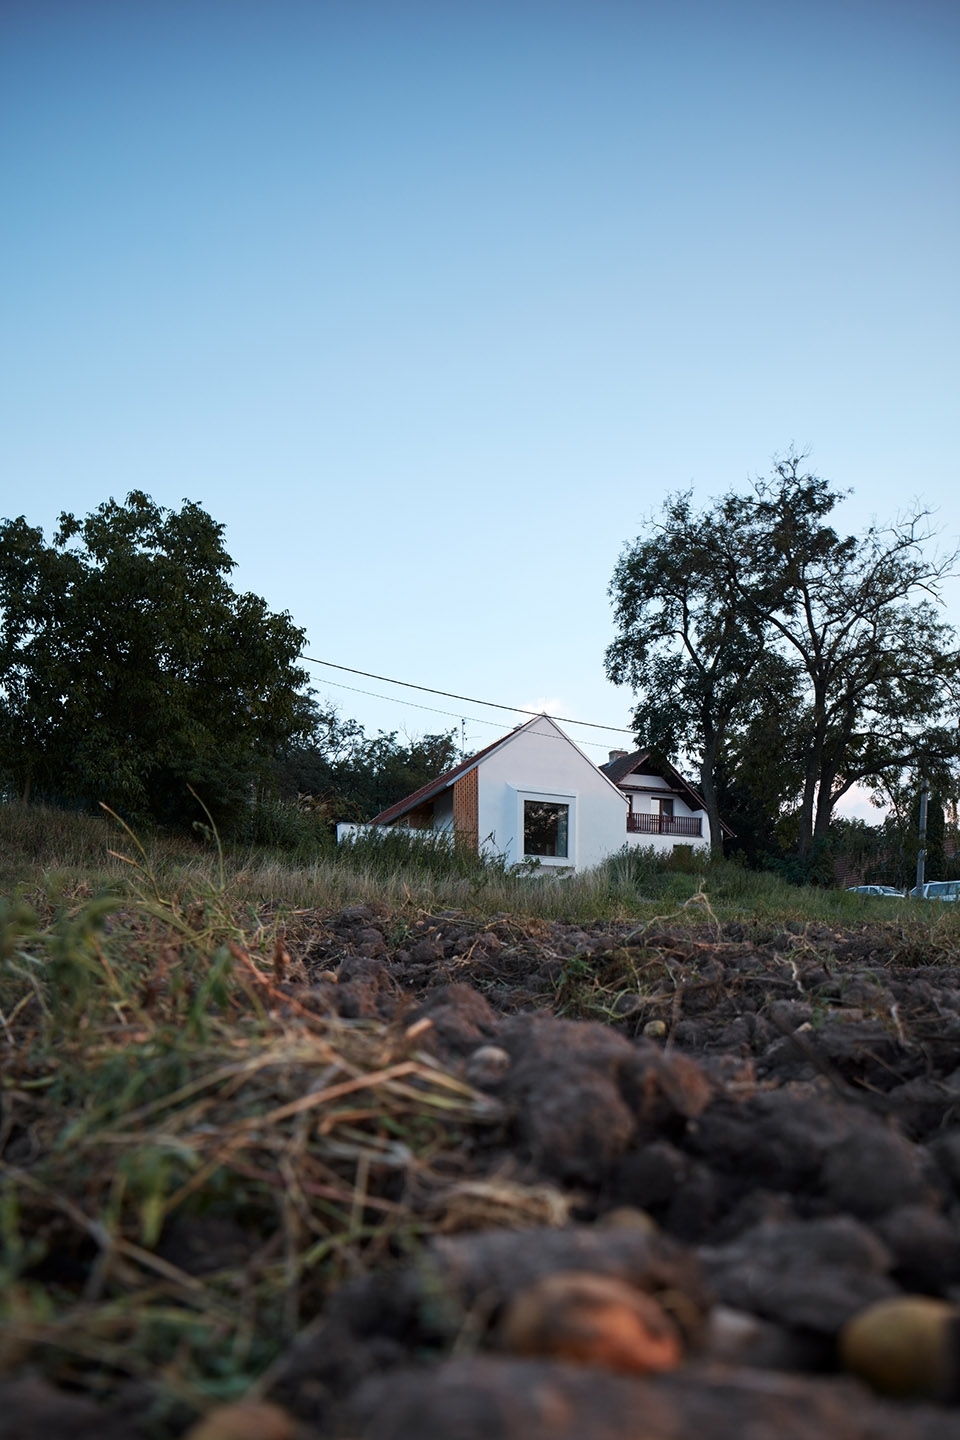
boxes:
[9,903,960,1440]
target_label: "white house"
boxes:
[600,748,726,853]
[337,714,723,871]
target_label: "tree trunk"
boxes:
[813,775,837,846]
[797,693,828,859]
[796,748,819,859]
[699,733,725,856]
[813,715,855,849]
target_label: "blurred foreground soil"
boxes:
[8,905,960,1438]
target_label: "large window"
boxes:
[524,800,569,858]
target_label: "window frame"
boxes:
[513,787,577,867]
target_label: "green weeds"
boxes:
[0,867,498,1425]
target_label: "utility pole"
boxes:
[915,777,929,898]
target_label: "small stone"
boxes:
[598,1206,658,1234]
[498,1269,683,1375]
[643,1019,667,1039]
[465,1044,511,1087]
[839,1295,960,1399]
[182,1401,300,1440]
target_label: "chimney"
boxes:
[608,749,628,762]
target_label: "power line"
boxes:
[302,655,633,735]
[312,677,504,730]
[315,675,617,753]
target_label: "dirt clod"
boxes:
[498,1270,684,1374]
[14,900,960,1438]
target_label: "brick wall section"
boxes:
[453,768,479,851]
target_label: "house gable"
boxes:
[600,749,706,809]
[600,749,733,840]
[347,723,729,861]
[473,715,627,869]
[367,714,628,869]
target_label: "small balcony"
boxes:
[627,813,702,837]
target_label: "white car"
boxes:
[846,885,904,897]
[907,881,960,901]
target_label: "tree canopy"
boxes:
[273,712,460,822]
[0,492,314,827]
[605,490,798,853]
[607,456,960,864]
[722,458,960,857]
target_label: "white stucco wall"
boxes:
[622,826,711,853]
[474,716,627,870]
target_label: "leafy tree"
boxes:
[608,456,960,865]
[605,491,795,853]
[924,793,947,882]
[714,699,806,866]
[275,715,459,821]
[721,457,960,857]
[882,784,949,887]
[828,816,890,883]
[0,492,313,827]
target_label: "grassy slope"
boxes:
[3,800,956,931]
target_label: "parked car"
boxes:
[845,885,904,897]
[906,881,960,901]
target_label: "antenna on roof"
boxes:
[460,717,466,762]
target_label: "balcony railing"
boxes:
[627,813,702,837]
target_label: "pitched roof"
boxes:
[601,749,655,786]
[369,713,627,827]
[599,749,735,838]
[368,728,521,827]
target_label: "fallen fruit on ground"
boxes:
[839,1296,960,1400]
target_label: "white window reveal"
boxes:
[524,800,569,858]
[511,786,577,867]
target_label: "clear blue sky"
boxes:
[2,0,958,807]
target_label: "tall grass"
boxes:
[0,812,505,1428]
[5,801,960,938]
